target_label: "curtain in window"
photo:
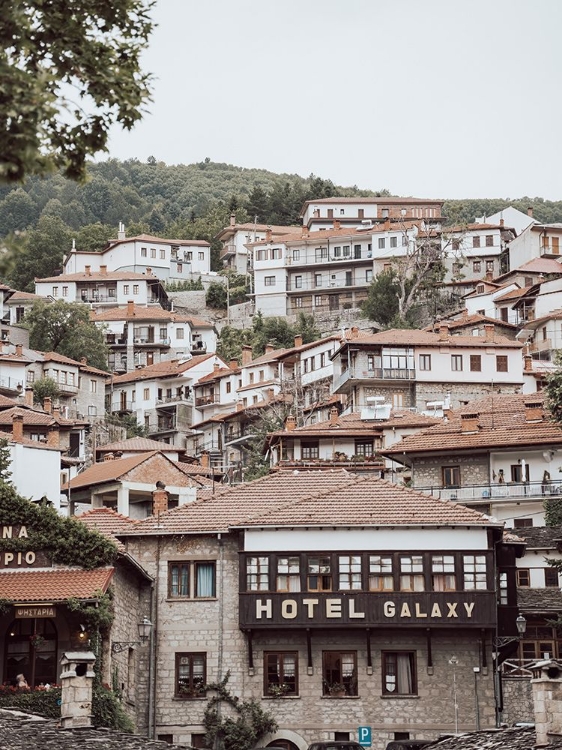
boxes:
[397,653,413,693]
[197,563,215,597]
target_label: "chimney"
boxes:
[460,412,479,433]
[85,265,91,276]
[24,387,33,407]
[265,341,275,353]
[329,406,339,424]
[527,206,534,218]
[80,357,87,365]
[103,452,115,462]
[15,344,22,357]
[100,265,107,275]
[236,401,244,411]
[200,451,210,469]
[484,323,495,342]
[500,218,504,228]
[230,213,236,227]
[266,388,274,402]
[241,344,253,366]
[117,221,126,240]
[301,227,309,239]
[146,267,152,276]
[127,300,135,317]
[350,326,359,339]
[60,651,96,729]
[524,353,533,372]
[294,334,303,348]
[229,359,238,370]
[47,426,59,448]
[438,323,450,341]
[43,397,52,414]
[52,405,60,420]
[384,218,391,230]
[265,228,272,242]
[531,659,562,746]
[461,308,469,320]
[485,270,494,282]
[213,362,221,372]
[333,219,341,230]
[152,485,169,515]
[12,413,23,443]
[285,414,297,431]
[525,399,543,422]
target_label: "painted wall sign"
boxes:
[239,592,497,628]
[15,605,56,619]
[0,525,52,568]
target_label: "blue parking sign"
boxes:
[358,726,371,747]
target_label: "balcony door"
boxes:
[5,619,58,687]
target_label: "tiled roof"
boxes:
[197,366,236,384]
[384,394,562,455]
[0,395,19,409]
[122,470,497,536]
[41,351,110,376]
[494,286,530,302]
[517,587,562,613]
[427,725,562,750]
[270,410,440,439]
[428,313,518,331]
[8,290,41,300]
[77,508,139,551]
[107,233,210,246]
[65,453,155,489]
[171,460,217,479]
[0,406,69,428]
[110,353,215,384]
[0,567,114,601]
[338,328,522,349]
[0,428,60,450]
[36,270,156,282]
[97,437,184,454]
[302,196,442,206]
[512,525,562,549]
[252,222,420,247]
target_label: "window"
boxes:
[354,244,362,258]
[442,465,460,487]
[419,354,431,371]
[259,370,264,381]
[249,372,254,384]
[276,557,301,592]
[143,387,150,400]
[382,652,416,695]
[186,251,193,261]
[177,263,183,273]
[400,556,424,591]
[225,382,231,394]
[369,555,393,591]
[90,380,97,393]
[108,287,116,297]
[486,235,494,247]
[486,260,494,272]
[247,556,268,590]
[160,249,165,259]
[52,286,58,297]
[339,555,362,590]
[322,651,357,696]
[314,273,322,287]
[473,236,481,248]
[516,569,530,587]
[366,269,373,283]
[176,328,184,339]
[292,249,300,261]
[392,393,404,408]
[62,286,68,297]
[320,352,326,367]
[432,555,456,591]
[293,297,303,308]
[151,248,156,258]
[295,276,302,289]
[133,285,139,295]
[463,555,487,590]
[378,238,386,249]
[473,261,481,273]
[390,236,398,248]
[451,354,463,371]
[199,252,205,261]
[496,355,508,372]
[175,653,206,699]
[141,247,147,257]
[264,276,275,286]
[498,571,508,605]
[315,247,328,261]
[308,556,332,591]
[301,440,319,459]
[355,440,374,457]
[340,208,345,215]
[252,395,258,404]
[315,295,323,306]
[169,562,216,598]
[470,355,482,372]
[514,518,533,528]
[265,652,298,697]
[333,246,341,258]
[343,245,350,257]
[123,284,129,295]
[545,568,559,587]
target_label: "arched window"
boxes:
[5,619,58,687]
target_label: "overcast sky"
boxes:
[105,0,562,200]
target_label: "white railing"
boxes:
[416,480,562,503]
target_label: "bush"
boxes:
[0,685,61,718]
[92,683,134,732]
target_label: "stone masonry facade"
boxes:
[413,454,490,489]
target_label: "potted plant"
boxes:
[267,682,290,698]
[29,634,45,649]
[325,681,347,697]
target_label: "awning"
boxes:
[0,567,114,602]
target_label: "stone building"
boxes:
[100,470,523,749]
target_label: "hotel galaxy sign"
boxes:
[240,592,497,628]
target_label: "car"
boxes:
[307,743,364,750]
[385,741,434,750]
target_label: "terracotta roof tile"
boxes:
[41,351,110,376]
[36,270,158,282]
[270,410,440,439]
[110,353,215,384]
[107,233,210,247]
[0,567,114,601]
[494,287,530,302]
[77,507,140,551]
[97,437,185,454]
[427,313,518,330]
[122,470,497,536]
[338,328,522,349]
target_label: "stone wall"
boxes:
[501,676,533,725]
[413,453,489,488]
[415,382,522,412]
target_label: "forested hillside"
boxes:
[0,157,561,292]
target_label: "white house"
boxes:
[508,222,562,270]
[475,206,537,237]
[300,196,444,230]
[216,216,300,274]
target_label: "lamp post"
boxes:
[493,613,527,725]
[449,655,459,734]
[111,616,153,653]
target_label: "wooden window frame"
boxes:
[382,651,417,696]
[322,650,357,697]
[175,652,206,699]
[264,651,298,697]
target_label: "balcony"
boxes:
[110,401,134,413]
[133,337,171,346]
[415,480,562,504]
[529,338,552,353]
[57,381,79,394]
[286,250,373,269]
[79,292,117,303]
[333,367,416,392]
[191,342,207,354]
[220,243,236,260]
[195,394,219,407]
[0,377,24,395]
[156,394,193,409]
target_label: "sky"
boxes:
[105,0,562,200]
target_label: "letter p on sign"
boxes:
[358,727,371,747]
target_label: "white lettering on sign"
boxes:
[255,599,272,619]
[447,603,458,618]
[281,600,297,619]
[326,599,341,618]
[415,603,427,618]
[302,599,319,618]
[349,600,365,619]
[464,602,475,618]
[15,606,55,619]
[384,601,395,618]
[1,551,35,567]
[2,526,28,539]
[431,603,442,618]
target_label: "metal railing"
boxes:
[0,377,24,392]
[195,394,220,407]
[333,367,416,391]
[416,480,562,503]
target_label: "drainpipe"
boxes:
[149,532,161,738]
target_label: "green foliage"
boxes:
[24,299,109,370]
[166,277,204,292]
[206,281,228,309]
[105,412,149,438]
[204,672,277,750]
[66,590,115,633]
[92,683,135,732]
[1,0,154,182]
[0,438,12,485]
[0,685,62,718]
[244,407,288,482]
[546,353,562,427]
[32,377,61,405]
[0,483,118,569]
[9,214,72,292]
[545,498,562,528]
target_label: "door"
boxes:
[329,294,339,310]
[5,619,58,687]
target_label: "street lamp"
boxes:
[493,614,527,648]
[449,655,459,734]
[111,616,153,653]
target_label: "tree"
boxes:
[9,214,73,292]
[32,377,61,405]
[25,300,109,370]
[206,282,228,310]
[1,0,154,182]
[0,438,12,485]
